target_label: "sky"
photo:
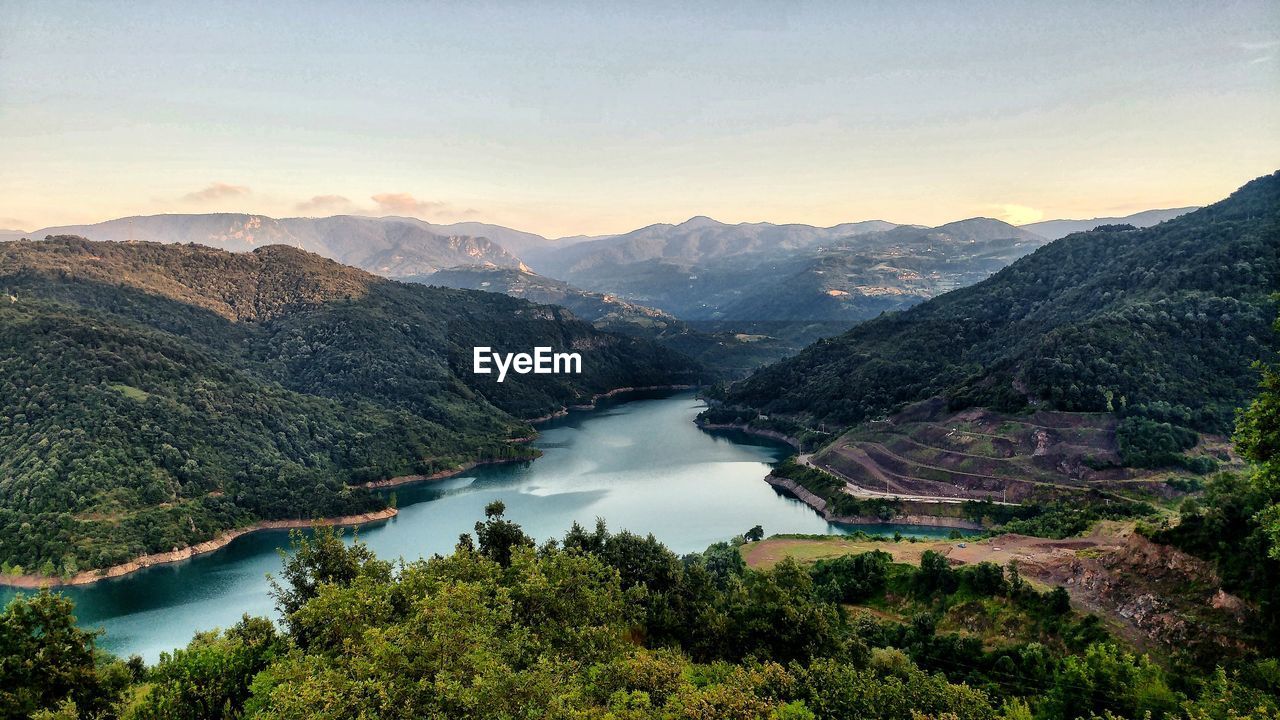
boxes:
[1,0,1277,238]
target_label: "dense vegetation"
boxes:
[716,172,1279,436]
[1115,418,1216,473]
[1150,302,1280,652]
[4,506,1277,719]
[0,238,699,575]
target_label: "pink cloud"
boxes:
[183,182,250,203]
[295,195,355,214]
[370,192,446,217]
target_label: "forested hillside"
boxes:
[0,238,698,575]
[717,172,1280,435]
[7,506,1278,720]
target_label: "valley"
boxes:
[0,391,922,662]
[5,2,1278,715]
[0,179,1275,719]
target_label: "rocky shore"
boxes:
[528,384,697,423]
[693,421,802,450]
[361,455,536,489]
[0,507,399,589]
[764,474,984,530]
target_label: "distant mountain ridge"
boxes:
[6,214,532,277]
[542,216,1049,325]
[413,266,680,331]
[0,236,700,573]
[523,216,900,276]
[1022,207,1199,240]
[715,172,1279,435]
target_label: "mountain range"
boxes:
[535,216,1050,329]
[0,237,699,574]
[520,216,900,275]
[0,206,1206,371]
[1,214,531,277]
[713,173,1278,435]
[1021,207,1199,240]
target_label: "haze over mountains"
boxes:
[0,205,1203,370]
[520,216,899,275]
[537,216,1050,324]
[716,173,1277,435]
[3,214,530,277]
[4,206,1193,281]
[1022,206,1199,240]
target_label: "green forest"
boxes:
[5,463,1279,720]
[0,238,700,575]
[5,320,1279,716]
[715,172,1279,437]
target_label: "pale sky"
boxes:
[1,0,1277,237]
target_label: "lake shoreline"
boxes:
[694,421,802,450]
[2,385,700,590]
[528,384,698,423]
[0,507,399,589]
[360,454,535,489]
[764,474,984,530]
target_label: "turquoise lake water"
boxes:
[1,391,968,661]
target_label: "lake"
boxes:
[2,390,966,661]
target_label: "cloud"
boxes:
[295,195,355,214]
[183,182,250,203]
[993,204,1044,225]
[1239,39,1280,52]
[370,192,446,217]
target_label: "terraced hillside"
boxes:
[810,399,1231,503]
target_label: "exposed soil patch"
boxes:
[812,398,1229,505]
[745,524,1259,661]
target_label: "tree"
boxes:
[1048,586,1072,615]
[1236,305,1280,556]
[966,562,1007,596]
[1041,643,1178,720]
[811,551,890,603]
[0,591,129,720]
[916,550,957,595]
[473,500,533,567]
[700,541,746,587]
[268,524,390,645]
[130,615,281,720]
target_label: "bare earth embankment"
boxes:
[744,522,1257,659]
[809,398,1234,505]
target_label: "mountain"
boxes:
[552,217,1048,323]
[716,218,1048,321]
[0,237,699,575]
[414,266,816,377]
[1023,207,1199,240]
[383,218,570,257]
[415,266,680,333]
[526,216,899,276]
[714,172,1279,435]
[13,214,529,276]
